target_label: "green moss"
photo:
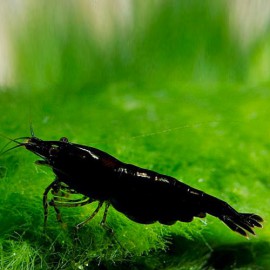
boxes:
[0,0,269,269]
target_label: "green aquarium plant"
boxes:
[0,1,269,269]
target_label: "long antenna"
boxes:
[0,144,25,155]
[0,134,29,155]
[30,122,35,137]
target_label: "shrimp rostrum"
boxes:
[4,135,263,238]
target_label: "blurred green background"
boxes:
[0,1,270,269]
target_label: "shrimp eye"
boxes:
[49,146,59,156]
[60,137,68,143]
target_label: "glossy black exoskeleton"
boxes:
[4,136,263,237]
